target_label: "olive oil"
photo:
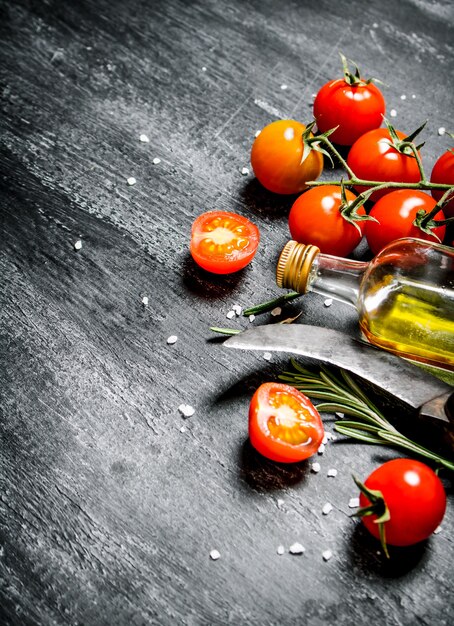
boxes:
[277,238,454,371]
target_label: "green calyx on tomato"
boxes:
[352,475,391,558]
[383,117,427,157]
[339,52,379,87]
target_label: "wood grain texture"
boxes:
[1,0,453,624]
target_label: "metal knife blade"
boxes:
[224,324,453,426]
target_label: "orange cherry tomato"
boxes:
[249,382,324,463]
[250,120,324,194]
[190,211,260,274]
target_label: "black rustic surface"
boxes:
[1,1,453,624]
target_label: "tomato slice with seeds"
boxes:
[249,383,324,463]
[190,211,260,274]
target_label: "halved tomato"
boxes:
[249,383,324,463]
[190,211,260,274]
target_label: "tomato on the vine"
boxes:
[356,459,446,549]
[430,148,454,218]
[365,189,446,255]
[250,120,323,194]
[288,185,366,256]
[313,64,385,146]
[249,383,324,463]
[347,128,421,203]
[190,211,260,274]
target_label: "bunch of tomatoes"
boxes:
[189,56,450,554]
[190,55,453,273]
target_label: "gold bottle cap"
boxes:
[276,240,320,293]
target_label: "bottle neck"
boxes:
[277,241,368,308]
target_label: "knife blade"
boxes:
[224,324,453,427]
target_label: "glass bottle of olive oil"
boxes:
[277,238,454,371]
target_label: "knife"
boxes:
[224,324,454,433]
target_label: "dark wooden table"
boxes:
[1,1,453,624]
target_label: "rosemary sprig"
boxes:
[279,359,454,472]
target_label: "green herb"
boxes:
[279,359,454,472]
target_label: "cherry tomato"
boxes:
[314,79,385,146]
[430,148,454,218]
[288,185,366,256]
[250,120,323,194]
[249,383,324,463]
[347,128,421,203]
[358,459,446,547]
[365,189,446,255]
[190,211,259,274]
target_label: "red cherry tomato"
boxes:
[314,79,385,146]
[365,189,446,255]
[190,211,259,274]
[358,459,446,547]
[249,383,324,463]
[288,185,366,256]
[430,148,454,218]
[250,120,324,194]
[347,128,421,203]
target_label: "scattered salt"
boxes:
[255,130,261,137]
[412,94,416,99]
[433,525,442,535]
[167,335,178,345]
[327,469,338,478]
[241,167,249,176]
[74,240,82,251]
[210,549,220,560]
[348,497,360,509]
[390,109,397,117]
[232,304,242,316]
[152,157,161,165]
[179,426,187,433]
[249,314,255,323]
[322,550,333,561]
[311,462,321,473]
[277,545,285,555]
[202,66,207,72]
[335,412,344,419]
[127,177,137,186]
[271,307,282,317]
[317,444,325,455]
[372,22,379,28]
[139,134,150,143]
[324,298,333,307]
[277,498,285,509]
[322,503,333,516]
[142,296,149,306]
[400,94,407,100]
[280,84,288,90]
[263,352,272,361]
[226,310,236,319]
[178,404,195,418]
[438,127,446,136]
[289,542,305,555]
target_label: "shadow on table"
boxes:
[346,521,428,578]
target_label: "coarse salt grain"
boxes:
[277,545,285,555]
[210,549,220,560]
[249,314,255,322]
[390,109,397,117]
[179,426,186,433]
[322,550,333,561]
[280,84,288,90]
[271,307,282,317]
[348,497,360,508]
[311,462,321,473]
[202,66,207,72]
[241,167,249,175]
[226,310,236,319]
[255,130,261,137]
[433,525,442,535]
[324,298,333,307]
[289,542,305,555]
[167,335,178,345]
[178,404,195,418]
[74,240,83,250]
[263,352,272,361]
[139,134,150,143]
[232,304,242,316]
[335,412,344,418]
[277,498,285,508]
[127,177,137,186]
[152,157,161,165]
[142,296,149,306]
[322,503,333,515]
[438,127,446,136]
[400,94,407,100]
[327,469,338,478]
[318,444,325,455]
